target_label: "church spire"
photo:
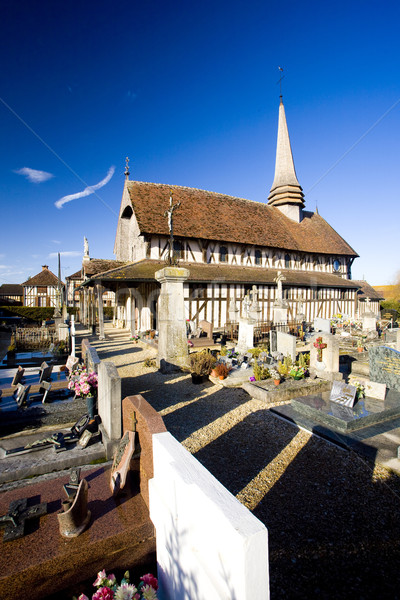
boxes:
[268,97,305,221]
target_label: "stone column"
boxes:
[97,284,105,340]
[129,289,136,336]
[83,288,88,326]
[155,266,190,373]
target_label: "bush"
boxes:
[214,362,229,378]
[103,306,114,319]
[253,362,270,381]
[190,351,216,375]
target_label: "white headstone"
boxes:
[314,317,331,333]
[276,331,296,361]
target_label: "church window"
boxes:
[285,254,291,269]
[121,205,133,219]
[255,249,262,265]
[220,246,228,263]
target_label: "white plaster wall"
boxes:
[149,432,269,600]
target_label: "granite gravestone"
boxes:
[329,380,357,407]
[369,346,400,392]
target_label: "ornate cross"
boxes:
[0,497,47,542]
[163,190,181,265]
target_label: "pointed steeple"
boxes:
[268,97,305,220]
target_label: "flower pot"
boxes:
[210,369,218,378]
[357,347,363,353]
[219,375,225,381]
[86,395,97,419]
[191,373,203,384]
[274,379,280,386]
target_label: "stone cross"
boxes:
[0,497,47,542]
[274,270,286,301]
[243,291,251,318]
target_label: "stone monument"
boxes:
[273,271,288,324]
[155,266,190,373]
[310,332,342,381]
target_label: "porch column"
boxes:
[83,288,88,326]
[97,283,105,340]
[129,289,136,336]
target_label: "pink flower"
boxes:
[93,586,114,600]
[140,574,158,591]
[78,595,89,600]
[94,570,107,587]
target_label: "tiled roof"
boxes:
[21,268,64,287]
[0,284,23,296]
[126,181,358,257]
[66,269,83,281]
[353,280,384,300]
[372,285,399,300]
[83,259,359,289]
[83,259,125,277]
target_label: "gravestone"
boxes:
[39,363,53,384]
[11,366,25,387]
[329,380,357,407]
[314,317,331,333]
[269,330,277,353]
[309,333,341,381]
[348,375,386,400]
[273,271,288,324]
[369,346,400,392]
[236,319,255,354]
[98,361,122,458]
[276,331,296,361]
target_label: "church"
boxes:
[79,97,366,334]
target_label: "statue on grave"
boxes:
[84,236,89,257]
[243,291,251,319]
[274,271,287,307]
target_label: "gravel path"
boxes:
[90,325,400,600]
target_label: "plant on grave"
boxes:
[288,365,307,380]
[352,380,365,399]
[247,347,262,358]
[269,367,281,381]
[220,345,227,356]
[253,362,270,381]
[297,352,310,368]
[189,350,216,376]
[313,336,327,361]
[68,367,98,399]
[214,362,229,378]
[74,569,158,600]
[143,358,156,368]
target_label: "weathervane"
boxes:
[277,66,285,98]
[163,190,181,265]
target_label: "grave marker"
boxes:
[329,380,357,407]
[369,346,400,392]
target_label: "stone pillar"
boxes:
[98,361,121,458]
[83,288,88,326]
[70,314,76,356]
[97,284,105,340]
[129,290,136,336]
[155,267,190,373]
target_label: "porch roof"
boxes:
[80,259,359,289]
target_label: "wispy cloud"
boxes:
[51,240,61,244]
[14,167,54,183]
[48,251,81,258]
[55,166,115,209]
[0,265,9,269]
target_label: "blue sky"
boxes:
[1,0,399,286]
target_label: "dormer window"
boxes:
[255,249,262,265]
[220,246,228,263]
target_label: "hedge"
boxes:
[0,306,78,322]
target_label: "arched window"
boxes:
[285,254,291,269]
[220,246,228,263]
[255,249,262,265]
[121,205,133,219]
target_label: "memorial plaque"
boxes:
[369,346,400,391]
[329,380,357,407]
[11,366,25,386]
[0,497,47,542]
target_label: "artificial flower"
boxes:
[114,584,138,600]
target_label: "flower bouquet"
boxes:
[75,570,158,600]
[313,336,327,361]
[289,365,306,380]
[68,366,98,418]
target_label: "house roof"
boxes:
[66,269,83,281]
[372,284,399,300]
[125,181,358,257]
[0,284,23,296]
[21,267,64,287]
[353,280,384,301]
[82,259,359,289]
[83,259,125,277]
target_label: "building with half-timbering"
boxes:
[21,265,64,308]
[79,97,364,333]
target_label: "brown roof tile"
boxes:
[21,268,64,287]
[83,259,126,277]
[85,259,359,289]
[353,280,384,300]
[126,181,358,257]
